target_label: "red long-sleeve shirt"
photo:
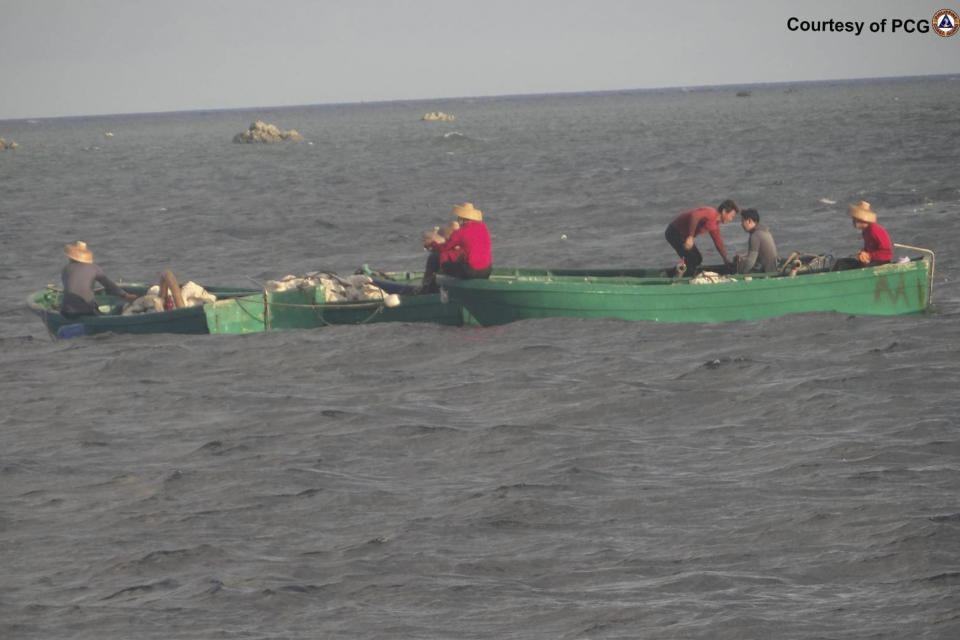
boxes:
[429,220,492,270]
[862,222,892,262]
[669,207,729,263]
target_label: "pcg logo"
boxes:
[933,9,959,36]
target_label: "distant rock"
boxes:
[422,111,455,122]
[0,138,19,150]
[233,120,304,144]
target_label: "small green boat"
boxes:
[203,270,471,334]
[27,283,261,338]
[437,246,935,326]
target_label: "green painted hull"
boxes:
[203,269,475,334]
[27,284,260,337]
[437,258,934,326]
[201,267,676,334]
[27,274,470,337]
[204,286,468,334]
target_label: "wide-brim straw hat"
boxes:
[847,200,877,224]
[452,202,483,222]
[64,240,94,263]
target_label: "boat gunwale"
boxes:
[26,283,263,330]
[441,257,931,292]
[435,254,934,324]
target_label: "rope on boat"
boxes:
[242,274,395,326]
[252,299,387,310]
[894,243,935,305]
[229,293,387,329]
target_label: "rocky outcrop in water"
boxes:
[233,121,304,143]
[422,111,455,121]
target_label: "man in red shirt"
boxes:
[848,200,892,265]
[664,199,739,275]
[421,202,492,292]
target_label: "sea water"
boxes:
[2,76,959,639]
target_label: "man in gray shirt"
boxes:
[736,209,778,273]
[61,241,135,317]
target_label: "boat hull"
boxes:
[201,267,669,334]
[204,287,468,334]
[27,284,260,337]
[437,259,933,326]
[27,271,477,337]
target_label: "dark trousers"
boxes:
[422,252,492,292]
[60,292,100,318]
[833,257,891,271]
[665,224,703,273]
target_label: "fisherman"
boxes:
[834,201,892,270]
[420,202,492,293]
[60,241,136,317]
[664,199,739,275]
[735,208,779,273]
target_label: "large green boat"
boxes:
[437,246,935,326]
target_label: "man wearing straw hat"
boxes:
[61,241,136,318]
[420,202,492,293]
[836,200,892,270]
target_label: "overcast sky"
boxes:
[1,0,957,119]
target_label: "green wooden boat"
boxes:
[437,246,935,326]
[27,283,261,338]
[203,270,472,334]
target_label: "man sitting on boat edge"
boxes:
[420,202,492,293]
[665,199,739,275]
[833,200,892,270]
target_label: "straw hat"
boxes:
[64,241,94,263]
[452,202,483,222]
[847,200,877,224]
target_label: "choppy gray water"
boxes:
[2,77,960,639]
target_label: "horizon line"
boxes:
[3,72,958,123]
